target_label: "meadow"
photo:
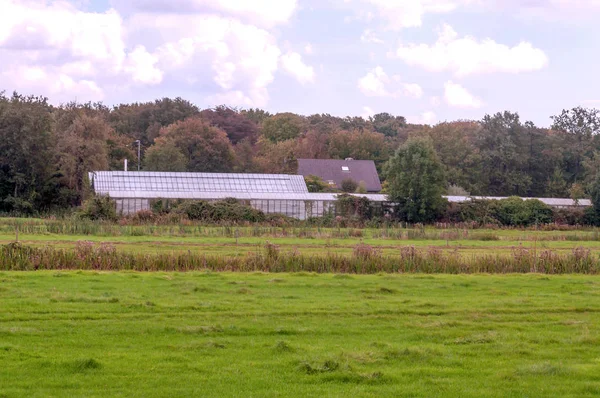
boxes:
[1,272,599,397]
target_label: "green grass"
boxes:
[1,272,600,397]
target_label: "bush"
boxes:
[174,198,266,223]
[79,195,117,221]
[335,194,372,220]
[341,178,358,193]
[449,197,554,227]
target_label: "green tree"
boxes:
[476,112,532,196]
[155,117,235,172]
[385,137,447,222]
[261,113,305,142]
[551,107,600,184]
[0,92,60,213]
[144,143,188,172]
[546,167,568,197]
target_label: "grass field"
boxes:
[1,272,600,397]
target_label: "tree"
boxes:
[110,97,199,147]
[200,106,259,144]
[427,121,482,194]
[328,129,390,169]
[370,112,407,138]
[144,143,188,172]
[155,117,235,172]
[54,104,111,198]
[546,167,568,197]
[551,107,600,183]
[261,113,305,142]
[0,92,59,213]
[476,112,532,196]
[385,137,447,222]
[253,137,298,174]
[569,183,586,205]
[588,173,600,225]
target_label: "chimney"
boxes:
[124,159,128,172]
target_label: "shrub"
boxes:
[79,195,117,221]
[335,194,372,220]
[174,199,266,223]
[341,178,358,193]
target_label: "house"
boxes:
[297,158,382,193]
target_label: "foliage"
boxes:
[261,113,305,143]
[340,178,358,193]
[335,194,372,220]
[79,195,117,221]
[143,142,188,172]
[175,199,266,223]
[450,198,554,226]
[304,175,329,193]
[200,106,259,144]
[385,137,447,223]
[155,117,235,172]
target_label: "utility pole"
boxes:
[134,140,141,171]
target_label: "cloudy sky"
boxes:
[1,0,599,126]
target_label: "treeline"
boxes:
[1,90,600,214]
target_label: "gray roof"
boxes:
[297,159,382,192]
[90,171,308,197]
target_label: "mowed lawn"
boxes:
[1,272,600,397]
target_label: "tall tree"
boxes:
[385,137,447,222]
[551,107,600,184]
[54,103,111,198]
[143,143,188,172]
[154,117,235,172]
[0,92,58,212]
[200,106,259,144]
[476,112,532,196]
[110,97,199,147]
[260,113,305,143]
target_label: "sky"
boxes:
[1,0,600,126]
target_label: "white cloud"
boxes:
[358,66,423,98]
[416,111,438,125]
[444,81,483,108]
[124,45,163,85]
[362,106,375,118]
[280,51,316,84]
[304,43,314,55]
[113,0,298,27]
[430,96,441,107]
[0,0,308,107]
[360,29,383,44]
[391,24,549,76]
[356,0,475,30]
[351,0,600,31]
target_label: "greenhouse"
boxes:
[89,171,382,219]
[89,171,591,220]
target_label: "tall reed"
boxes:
[1,242,598,274]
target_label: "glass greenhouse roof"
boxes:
[90,171,309,197]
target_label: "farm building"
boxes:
[297,158,382,192]
[89,171,591,219]
[89,171,383,219]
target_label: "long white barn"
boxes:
[90,171,591,219]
